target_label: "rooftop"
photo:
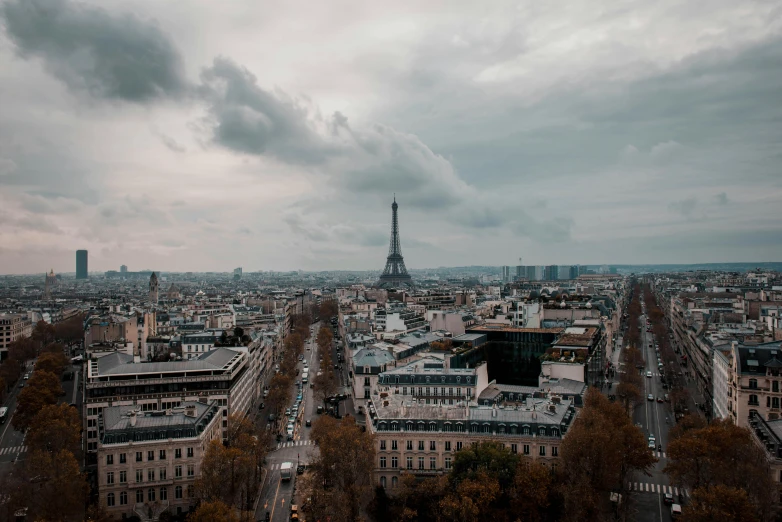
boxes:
[89,347,245,379]
[100,401,219,445]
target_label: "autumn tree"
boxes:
[509,460,554,522]
[27,403,81,456]
[319,299,339,321]
[0,360,21,391]
[7,336,37,361]
[19,449,88,521]
[439,470,501,522]
[664,419,777,520]
[313,347,338,406]
[667,413,707,442]
[54,314,84,348]
[560,388,656,522]
[35,350,70,376]
[451,441,519,492]
[317,325,333,352]
[14,370,63,431]
[266,372,293,416]
[187,500,242,522]
[196,440,254,510]
[683,485,760,522]
[308,415,375,522]
[31,320,56,348]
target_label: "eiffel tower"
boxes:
[377,196,413,288]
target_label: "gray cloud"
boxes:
[1,0,186,102]
[198,57,330,163]
[715,192,729,205]
[668,197,697,218]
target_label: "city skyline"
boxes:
[1,0,781,275]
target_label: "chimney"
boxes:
[129,411,137,427]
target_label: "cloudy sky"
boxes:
[1,0,781,274]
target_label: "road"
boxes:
[628,308,688,522]
[255,323,323,522]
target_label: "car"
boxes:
[305,419,311,427]
[657,396,663,403]
[286,433,294,441]
[664,394,670,402]
[646,371,652,378]
[334,364,339,369]
[647,394,654,401]
[296,465,305,475]
[648,440,655,449]
[664,492,674,505]
[19,383,24,388]
[292,406,298,414]
[297,394,303,401]
[258,402,265,410]
[316,406,323,414]
[285,408,291,416]
[287,423,294,433]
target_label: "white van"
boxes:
[671,504,682,517]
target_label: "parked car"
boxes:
[317,406,323,414]
[647,394,654,401]
[305,419,311,427]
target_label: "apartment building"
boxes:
[97,401,221,519]
[352,348,397,410]
[728,341,782,427]
[84,313,138,347]
[374,304,426,337]
[367,385,576,488]
[84,347,258,461]
[181,331,221,360]
[748,411,782,486]
[0,313,32,360]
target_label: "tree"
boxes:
[187,500,241,522]
[195,440,253,509]
[233,326,244,339]
[308,415,375,522]
[27,403,81,456]
[266,372,293,416]
[21,449,87,521]
[54,314,84,348]
[509,460,553,522]
[31,320,56,348]
[7,336,36,361]
[668,413,707,442]
[317,326,333,353]
[683,485,759,522]
[450,441,519,493]
[35,351,70,376]
[0,359,22,391]
[14,370,63,431]
[560,388,656,522]
[439,471,501,522]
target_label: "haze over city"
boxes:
[1,0,781,275]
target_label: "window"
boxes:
[187,485,194,498]
[749,394,759,406]
[445,441,451,451]
[187,447,194,458]
[523,445,530,455]
[749,379,758,389]
[418,441,424,451]
[160,487,168,501]
[445,457,452,469]
[775,381,780,393]
[175,448,182,459]
[392,476,398,488]
[380,440,386,450]
[391,457,398,468]
[552,447,559,457]
[418,457,424,470]
[456,441,463,451]
[380,476,387,488]
[159,450,167,460]
[380,457,387,468]
[148,469,155,481]
[160,468,167,480]
[106,454,114,465]
[119,453,126,464]
[407,457,413,469]
[107,493,115,507]
[406,441,413,451]
[175,465,182,478]
[148,451,155,461]
[511,444,518,454]
[119,471,127,484]
[392,440,398,450]
[430,457,437,469]
[120,491,127,506]
[148,488,155,502]
[136,490,144,503]
[539,446,546,456]
[175,486,183,499]
[774,398,780,409]
[136,452,143,462]
[136,470,143,483]
[430,441,436,451]
[187,465,195,478]
[106,472,114,485]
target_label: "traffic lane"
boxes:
[633,490,675,522]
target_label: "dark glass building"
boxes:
[76,249,88,279]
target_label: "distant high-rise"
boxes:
[44,269,57,299]
[233,267,242,280]
[544,265,559,281]
[76,250,88,279]
[502,266,511,282]
[120,265,128,273]
[569,265,580,279]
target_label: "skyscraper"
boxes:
[120,265,128,273]
[76,250,88,279]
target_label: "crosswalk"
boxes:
[0,445,27,456]
[276,440,315,449]
[629,482,689,497]
[653,451,666,458]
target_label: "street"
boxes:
[255,323,324,522]
[627,309,688,522]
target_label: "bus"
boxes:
[0,407,8,424]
